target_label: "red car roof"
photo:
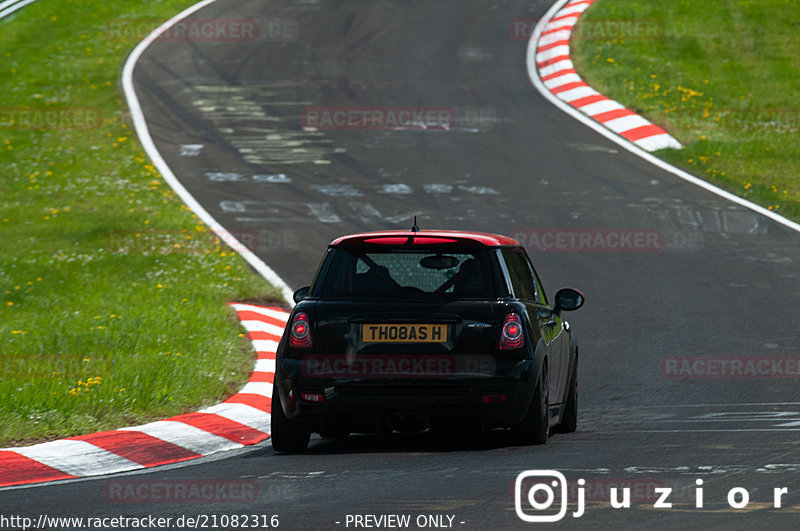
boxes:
[330,230,521,247]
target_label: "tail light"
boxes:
[482,394,507,404]
[290,312,312,349]
[499,312,524,350]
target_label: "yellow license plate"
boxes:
[362,324,448,343]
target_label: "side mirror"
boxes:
[293,286,311,303]
[554,288,585,312]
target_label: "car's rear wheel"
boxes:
[556,355,578,434]
[513,364,549,445]
[270,390,310,453]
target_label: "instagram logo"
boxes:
[515,470,577,522]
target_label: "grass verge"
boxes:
[0,0,282,446]
[571,0,800,220]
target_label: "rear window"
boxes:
[318,247,496,300]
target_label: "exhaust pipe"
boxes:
[386,412,404,432]
[386,411,429,433]
[402,412,424,433]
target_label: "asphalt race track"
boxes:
[4,0,800,528]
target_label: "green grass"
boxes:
[571,0,800,220]
[0,1,282,446]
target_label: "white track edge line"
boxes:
[121,0,295,305]
[0,0,38,20]
[0,0,21,10]
[527,0,800,235]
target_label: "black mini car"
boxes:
[270,229,584,451]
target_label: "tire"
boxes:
[557,356,578,434]
[513,364,549,445]
[270,390,310,453]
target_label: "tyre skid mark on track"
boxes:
[0,305,286,488]
[579,403,800,433]
[120,0,295,304]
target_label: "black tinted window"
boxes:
[501,248,544,303]
[319,247,495,300]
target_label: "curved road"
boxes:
[4,0,800,528]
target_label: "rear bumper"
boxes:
[276,358,537,432]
